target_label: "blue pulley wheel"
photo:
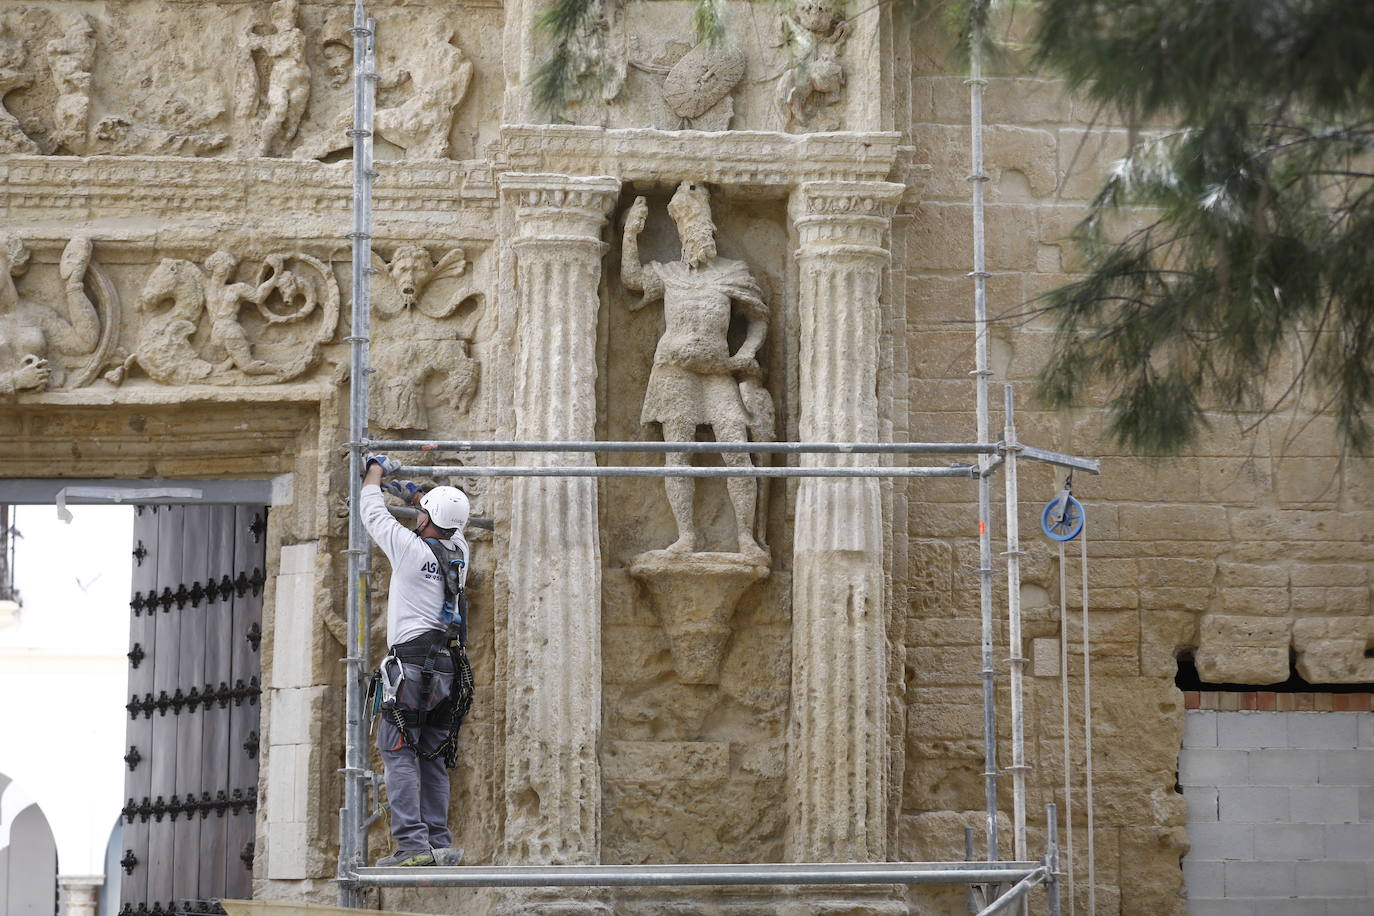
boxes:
[1041,494,1084,541]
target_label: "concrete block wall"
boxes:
[1181,708,1374,915]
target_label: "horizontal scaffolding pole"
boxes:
[397,465,980,479]
[1018,444,1100,475]
[349,861,1042,889]
[367,439,1000,456]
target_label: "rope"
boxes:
[1058,540,1076,915]
[1081,526,1096,914]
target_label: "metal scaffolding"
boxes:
[335,0,1098,911]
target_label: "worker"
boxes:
[360,454,474,868]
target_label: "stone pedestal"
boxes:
[57,876,102,916]
[785,180,904,863]
[627,550,769,684]
[499,173,619,874]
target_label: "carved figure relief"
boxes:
[237,0,311,157]
[0,29,37,153]
[621,181,772,561]
[93,109,229,157]
[0,237,119,393]
[47,14,94,154]
[775,0,849,131]
[107,251,338,387]
[373,27,472,160]
[302,23,474,162]
[370,244,483,431]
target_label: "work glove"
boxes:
[383,480,421,504]
[363,454,403,477]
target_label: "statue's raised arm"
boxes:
[621,196,663,308]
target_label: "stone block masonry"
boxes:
[1181,708,1374,910]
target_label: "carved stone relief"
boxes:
[621,181,773,562]
[237,0,311,157]
[632,38,746,131]
[370,244,484,431]
[373,28,473,160]
[301,16,478,161]
[0,18,39,153]
[46,14,94,154]
[107,251,338,387]
[618,181,775,686]
[774,0,850,131]
[0,236,118,393]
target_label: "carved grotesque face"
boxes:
[797,0,837,33]
[387,244,435,309]
[668,182,718,269]
[323,41,351,88]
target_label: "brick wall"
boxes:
[1180,705,1374,914]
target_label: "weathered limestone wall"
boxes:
[897,13,1374,916]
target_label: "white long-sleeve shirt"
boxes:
[360,484,469,648]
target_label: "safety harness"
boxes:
[370,537,475,768]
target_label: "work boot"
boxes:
[375,849,435,867]
[431,846,464,867]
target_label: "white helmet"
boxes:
[420,486,470,532]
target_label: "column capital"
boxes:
[793,180,904,218]
[791,180,905,257]
[500,173,618,221]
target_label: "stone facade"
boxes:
[2,2,1370,915]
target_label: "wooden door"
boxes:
[119,505,265,916]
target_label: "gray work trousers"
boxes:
[376,655,455,852]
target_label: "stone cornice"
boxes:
[497,125,910,190]
[0,155,498,224]
[2,382,331,408]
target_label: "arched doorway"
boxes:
[0,775,59,915]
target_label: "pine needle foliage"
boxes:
[692,0,729,46]
[532,0,612,117]
[1027,0,1374,453]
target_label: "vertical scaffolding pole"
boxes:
[1045,803,1062,916]
[1081,530,1097,914]
[1002,386,1027,860]
[967,0,1000,863]
[339,1,376,905]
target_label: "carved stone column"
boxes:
[786,180,904,863]
[499,173,618,867]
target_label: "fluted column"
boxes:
[786,180,904,863]
[499,173,618,866]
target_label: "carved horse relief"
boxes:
[369,244,484,431]
[107,251,339,386]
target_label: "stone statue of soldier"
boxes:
[622,180,771,561]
